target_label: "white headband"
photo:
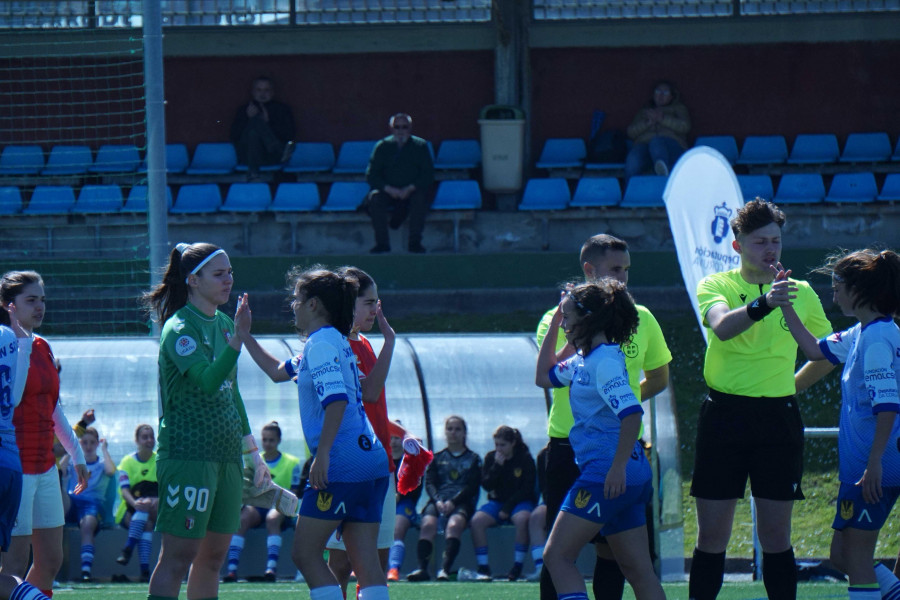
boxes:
[179,245,226,284]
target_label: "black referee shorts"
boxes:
[690,389,805,502]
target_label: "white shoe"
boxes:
[525,569,542,582]
[457,567,478,581]
[436,569,450,581]
[654,159,669,176]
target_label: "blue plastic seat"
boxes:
[570,177,622,207]
[518,178,571,210]
[787,134,839,165]
[124,185,174,212]
[894,138,900,162]
[332,141,377,174]
[24,186,77,214]
[74,185,123,213]
[89,145,140,173]
[825,172,877,204]
[222,183,272,212]
[736,136,788,165]
[840,132,892,163]
[185,143,237,175]
[41,145,93,175]
[737,174,774,202]
[270,183,321,211]
[140,144,190,174]
[0,145,44,175]
[535,138,586,169]
[322,182,370,211]
[878,173,900,202]
[434,140,481,170]
[431,180,482,210]
[621,175,667,208]
[773,173,825,204]
[694,136,739,164]
[283,142,335,173]
[171,184,222,213]
[0,187,23,214]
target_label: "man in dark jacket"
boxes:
[230,76,295,180]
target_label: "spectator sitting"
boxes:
[60,427,116,582]
[387,425,425,582]
[624,80,690,180]
[230,76,295,181]
[366,112,434,255]
[406,416,481,582]
[113,424,159,583]
[224,421,301,583]
[469,425,537,581]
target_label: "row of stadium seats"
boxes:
[0,140,480,177]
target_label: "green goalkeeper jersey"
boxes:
[157,303,249,464]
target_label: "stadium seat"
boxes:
[737,174,774,202]
[840,132,892,163]
[434,140,481,170]
[89,144,140,173]
[694,136,739,164]
[24,185,77,214]
[787,134,840,165]
[185,143,237,175]
[321,181,370,211]
[270,183,321,211]
[825,172,877,204]
[878,173,900,202]
[621,175,667,208]
[332,141,377,174]
[535,138,586,169]
[123,185,174,212]
[0,186,23,214]
[518,178,571,210]
[139,144,190,174]
[431,180,482,210]
[73,184,124,213]
[0,145,44,175]
[222,183,272,212]
[41,145,93,175]
[282,142,336,173]
[570,177,622,207]
[893,138,900,162]
[171,184,222,213]
[773,173,825,204]
[736,135,788,166]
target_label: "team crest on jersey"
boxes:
[623,342,639,358]
[840,500,854,520]
[514,468,522,478]
[450,469,459,480]
[222,329,232,342]
[317,492,333,512]
[574,489,591,509]
[184,517,194,530]
[316,383,325,398]
[175,335,197,356]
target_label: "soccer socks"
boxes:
[762,548,797,600]
[139,531,154,573]
[592,557,626,600]
[309,586,343,600]
[266,534,282,572]
[531,544,544,571]
[876,563,900,600]
[9,583,50,600]
[514,543,527,570]
[416,539,433,570]
[127,511,149,549]
[357,586,389,600]
[442,537,461,572]
[689,548,726,600]
[388,540,405,570]
[475,545,489,568]
[851,584,882,600]
[558,593,590,600]
[81,544,95,575]
[227,535,245,574]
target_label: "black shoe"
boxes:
[476,565,492,581]
[370,244,391,254]
[280,141,296,163]
[408,242,426,254]
[406,568,431,582]
[140,571,151,583]
[81,571,94,583]
[222,572,238,583]
[116,546,133,566]
[264,571,276,582]
[507,564,523,581]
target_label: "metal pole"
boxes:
[143,0,168,336]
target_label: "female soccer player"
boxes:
[535,280,664,600]
[777,249,900,600]
[240,266,390,600]
[469,425,536,581]
[142,243,269,600]
[0,270,88,599]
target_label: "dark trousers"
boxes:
[540,436,581,600]
[235,116,283,173]
[367,188,430,248]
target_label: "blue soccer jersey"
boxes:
[285,326,387,483]
[819,318,900,485]
[67,456,110,504]
[0,326,29,473]
[548,344,650,485]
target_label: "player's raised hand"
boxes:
[375,300,394,342]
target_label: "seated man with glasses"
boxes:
[365,113,434,254]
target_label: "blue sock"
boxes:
[875,564,900,600]
[531,544,544,570]
[10,582,51,600]
[227,535,244,573]
[127,510,148,548]
[388,540,405,570]
[81,544,95,573]
[357,586,389,600]
[514,542,527,567]
[558,593,589,600]
[850,584,881,600]
[266,534,282,571]
[139,531,153,571]
[475,545,489,567]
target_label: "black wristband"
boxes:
[77,420,88,429]
[746,293,775,321]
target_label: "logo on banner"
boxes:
[710,202,733,244]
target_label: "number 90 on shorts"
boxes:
[156,458,242,538]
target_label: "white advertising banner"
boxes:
[663,147,745,341]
